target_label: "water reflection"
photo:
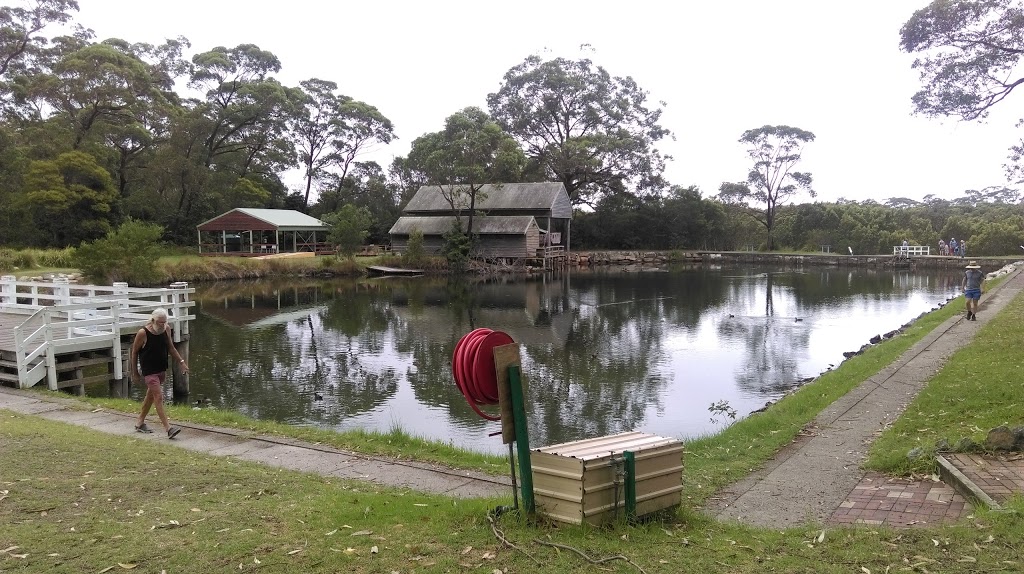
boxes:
[175,267,960,454]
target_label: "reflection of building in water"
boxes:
[196,283,328,328]
[389,275,574,347]
[892,271,937,289]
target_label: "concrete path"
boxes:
[707,266,1023,527]
[0,388,512,499]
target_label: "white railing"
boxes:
[892,245,930,256]
[1,277,194,390]
[537,245,566,258]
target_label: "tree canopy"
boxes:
[487,55,671,207]
[0,3,1021,259]
[901,0,1024,181]
[718,126,815,251]
[900,0,1024,121]
[400,107,525,235]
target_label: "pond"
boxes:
[161,265,962,454]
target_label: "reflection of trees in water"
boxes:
[717,272,824,394]
[522,271,715,447]
[188,268,954,447]
[193,281,401,425]
[389,278,498,431]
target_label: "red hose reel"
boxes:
[451,328,515,421]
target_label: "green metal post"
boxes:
[623,450,637,520]
[508,365,534,514]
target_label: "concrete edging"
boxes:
[936,454,1001,510]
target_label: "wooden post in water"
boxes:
[72,353,84,396]
[171,338,189,396]
[168,282,190,397]
[109,339,131,398]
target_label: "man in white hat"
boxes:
[962,261,984,321]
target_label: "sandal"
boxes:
[167,426,182,439]
[135,423,153,433]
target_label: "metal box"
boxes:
[530,431,684,525]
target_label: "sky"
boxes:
[40,0,1024,203]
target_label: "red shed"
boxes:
[197,208,331,256]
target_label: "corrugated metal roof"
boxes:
[197,208,328,229]
[389,215,538,236]
[403,182,571,218]
[236,208,328,228]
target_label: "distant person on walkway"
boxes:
[949,238,958,257]
[130,308,188,438]
[938,239,946,256]
[960,239,967,259]
[962,261,984,321]
[902,239,909,254]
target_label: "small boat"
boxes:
[366,265,424,277]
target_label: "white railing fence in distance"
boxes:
[892,245,931,256]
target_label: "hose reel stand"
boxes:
[452,328,534,513]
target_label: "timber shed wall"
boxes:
[391,236,446,255]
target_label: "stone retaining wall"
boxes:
[569,251,1010,270]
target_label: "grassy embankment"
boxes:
[3,278,1023,572]
[0,246,447,284]
[0,247,77,278]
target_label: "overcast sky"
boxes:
[57,0,1023,203]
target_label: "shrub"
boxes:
[324,204,373,259]
[403,230,426,266]
[441,221,472,271]
[36,247,76,268]
[74,220,165,284]
[0,248,36,271]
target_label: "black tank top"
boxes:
[138,326,169,376]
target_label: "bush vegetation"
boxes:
[0,247,76,273]
[73,219,165,284]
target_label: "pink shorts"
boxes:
[142,373,165,391]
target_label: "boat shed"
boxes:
[394,182,572,263]
[197,208,331,256]
[389,215,540,258]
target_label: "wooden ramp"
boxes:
[366,265,424,276]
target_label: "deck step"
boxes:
[0,371,20,384]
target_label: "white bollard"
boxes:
[0,275,15,306]
[53,276,70,305]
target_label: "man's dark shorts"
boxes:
[965,288,981,301]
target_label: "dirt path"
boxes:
[705,266,1023,527]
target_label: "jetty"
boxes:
[0,276,195,396]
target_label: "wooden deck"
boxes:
[0,312,57,353]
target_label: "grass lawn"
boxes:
[2,412,1023,573]
[866,281,1024,475]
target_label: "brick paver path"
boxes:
[945,453,1024,505]
[829,472,971,527]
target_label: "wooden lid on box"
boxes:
[533,431,681,461]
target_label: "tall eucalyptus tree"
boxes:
[487,55,671,207]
